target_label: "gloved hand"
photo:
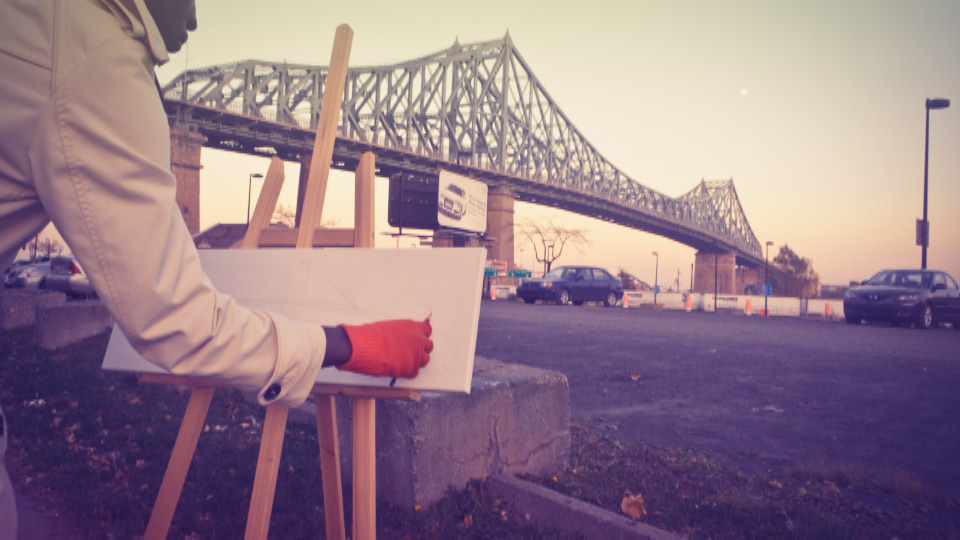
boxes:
[337,319,433,378]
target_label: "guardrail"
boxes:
[488,286,846,321]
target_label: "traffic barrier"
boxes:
[825,303,832,318]
[745,298,752,316]
[623,292,628,308]
[685,294,692,312]
[490,285,496,300]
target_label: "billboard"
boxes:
[437,170,487,234]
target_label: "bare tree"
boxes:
[271,204,297,228]
[515,217,589,274]
[24,235,62,260]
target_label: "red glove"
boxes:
[337,319,433,378]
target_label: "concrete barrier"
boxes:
[286,356,571,508]
[1,290,67,330]
[35,300,114,350]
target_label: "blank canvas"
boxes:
[102,247,487,393]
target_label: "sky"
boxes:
[138,0,960,288]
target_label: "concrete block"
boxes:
[1,290,66,330]
[35,300,114,350]
[289,356,571,508]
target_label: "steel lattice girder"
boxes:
[163,35,762,264]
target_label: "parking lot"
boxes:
[475,300,960,499]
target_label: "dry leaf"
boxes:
[620,493,646,520]
[769,480,783,489]
[630,375,641,381]
[463,514,473,528]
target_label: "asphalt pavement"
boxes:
[475,300,960,499]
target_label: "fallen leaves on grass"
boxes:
[620,493,647,520]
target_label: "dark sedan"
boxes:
[516,265,623,307]
[843,269,960,329]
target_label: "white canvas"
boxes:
[102,248,487,393]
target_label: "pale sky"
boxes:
[146,0,958,287]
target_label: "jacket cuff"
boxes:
[256,311,326,406]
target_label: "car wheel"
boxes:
[916,303,934,329]
[523,298,535,304]
[604,291,618,307]
[556,289,570,306]
[844,313,860,325]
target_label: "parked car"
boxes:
[43,256,97,299]
[3,261,51,289]
[843,269,960,329]
[516,265,623,307]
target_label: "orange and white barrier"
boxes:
[744,298,752,316]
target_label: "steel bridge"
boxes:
[163,34,763,266]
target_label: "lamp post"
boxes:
[652,251,659,305]
[921,98,950,269]
[764,241,773,317]
[247,172,264,226]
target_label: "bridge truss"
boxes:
[163,34,762,265]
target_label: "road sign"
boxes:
[508,269,532,278]
[916,219,929,247]
[764,284,772,296]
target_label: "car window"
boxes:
[562,268,577,279]
[932,273,946,288]
[891,271,927,288]
[945,275,959,290]
[576,269,591,280]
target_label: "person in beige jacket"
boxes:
[0,1,432,536]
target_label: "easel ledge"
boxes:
[139,373,421,402]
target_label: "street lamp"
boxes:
[920,97,950,269]
[247,172,264,226]
[764,241,773,317]
[652,251,659,305]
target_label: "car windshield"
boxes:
[543,267,572,279]
[865,270,930,288]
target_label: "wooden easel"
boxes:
[143,24,414,539]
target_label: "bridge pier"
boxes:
[693,251,762,295]
[485,185,515,270]
[693,251,736,294]
[170,127,206,235]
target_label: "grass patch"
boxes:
[525,420,960,539]
[3,326,959,538]
[1,328,567,538]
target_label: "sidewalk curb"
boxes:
[487,474,682,539]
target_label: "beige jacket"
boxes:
[0,0,326,407]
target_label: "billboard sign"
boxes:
[437,170,487,234]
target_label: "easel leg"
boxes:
[145,385,215,540]
[244,403,289,539]
[353,397,376,539]
[316,396,346,540]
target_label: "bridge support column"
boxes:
[169,127,206,235]
[485,185,515,270]
[693,251,737,295]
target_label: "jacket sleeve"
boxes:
[27,10,325,407]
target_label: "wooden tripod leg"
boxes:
[145,385,215,539]
[353,397,376,539]
[316,395,346,540]
[244,403,289,539]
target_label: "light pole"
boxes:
[652,251,659,305]
[921,98,950,269]
[247,172,264,226]
[764,241,773,317]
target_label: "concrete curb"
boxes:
[487,474,682,540]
